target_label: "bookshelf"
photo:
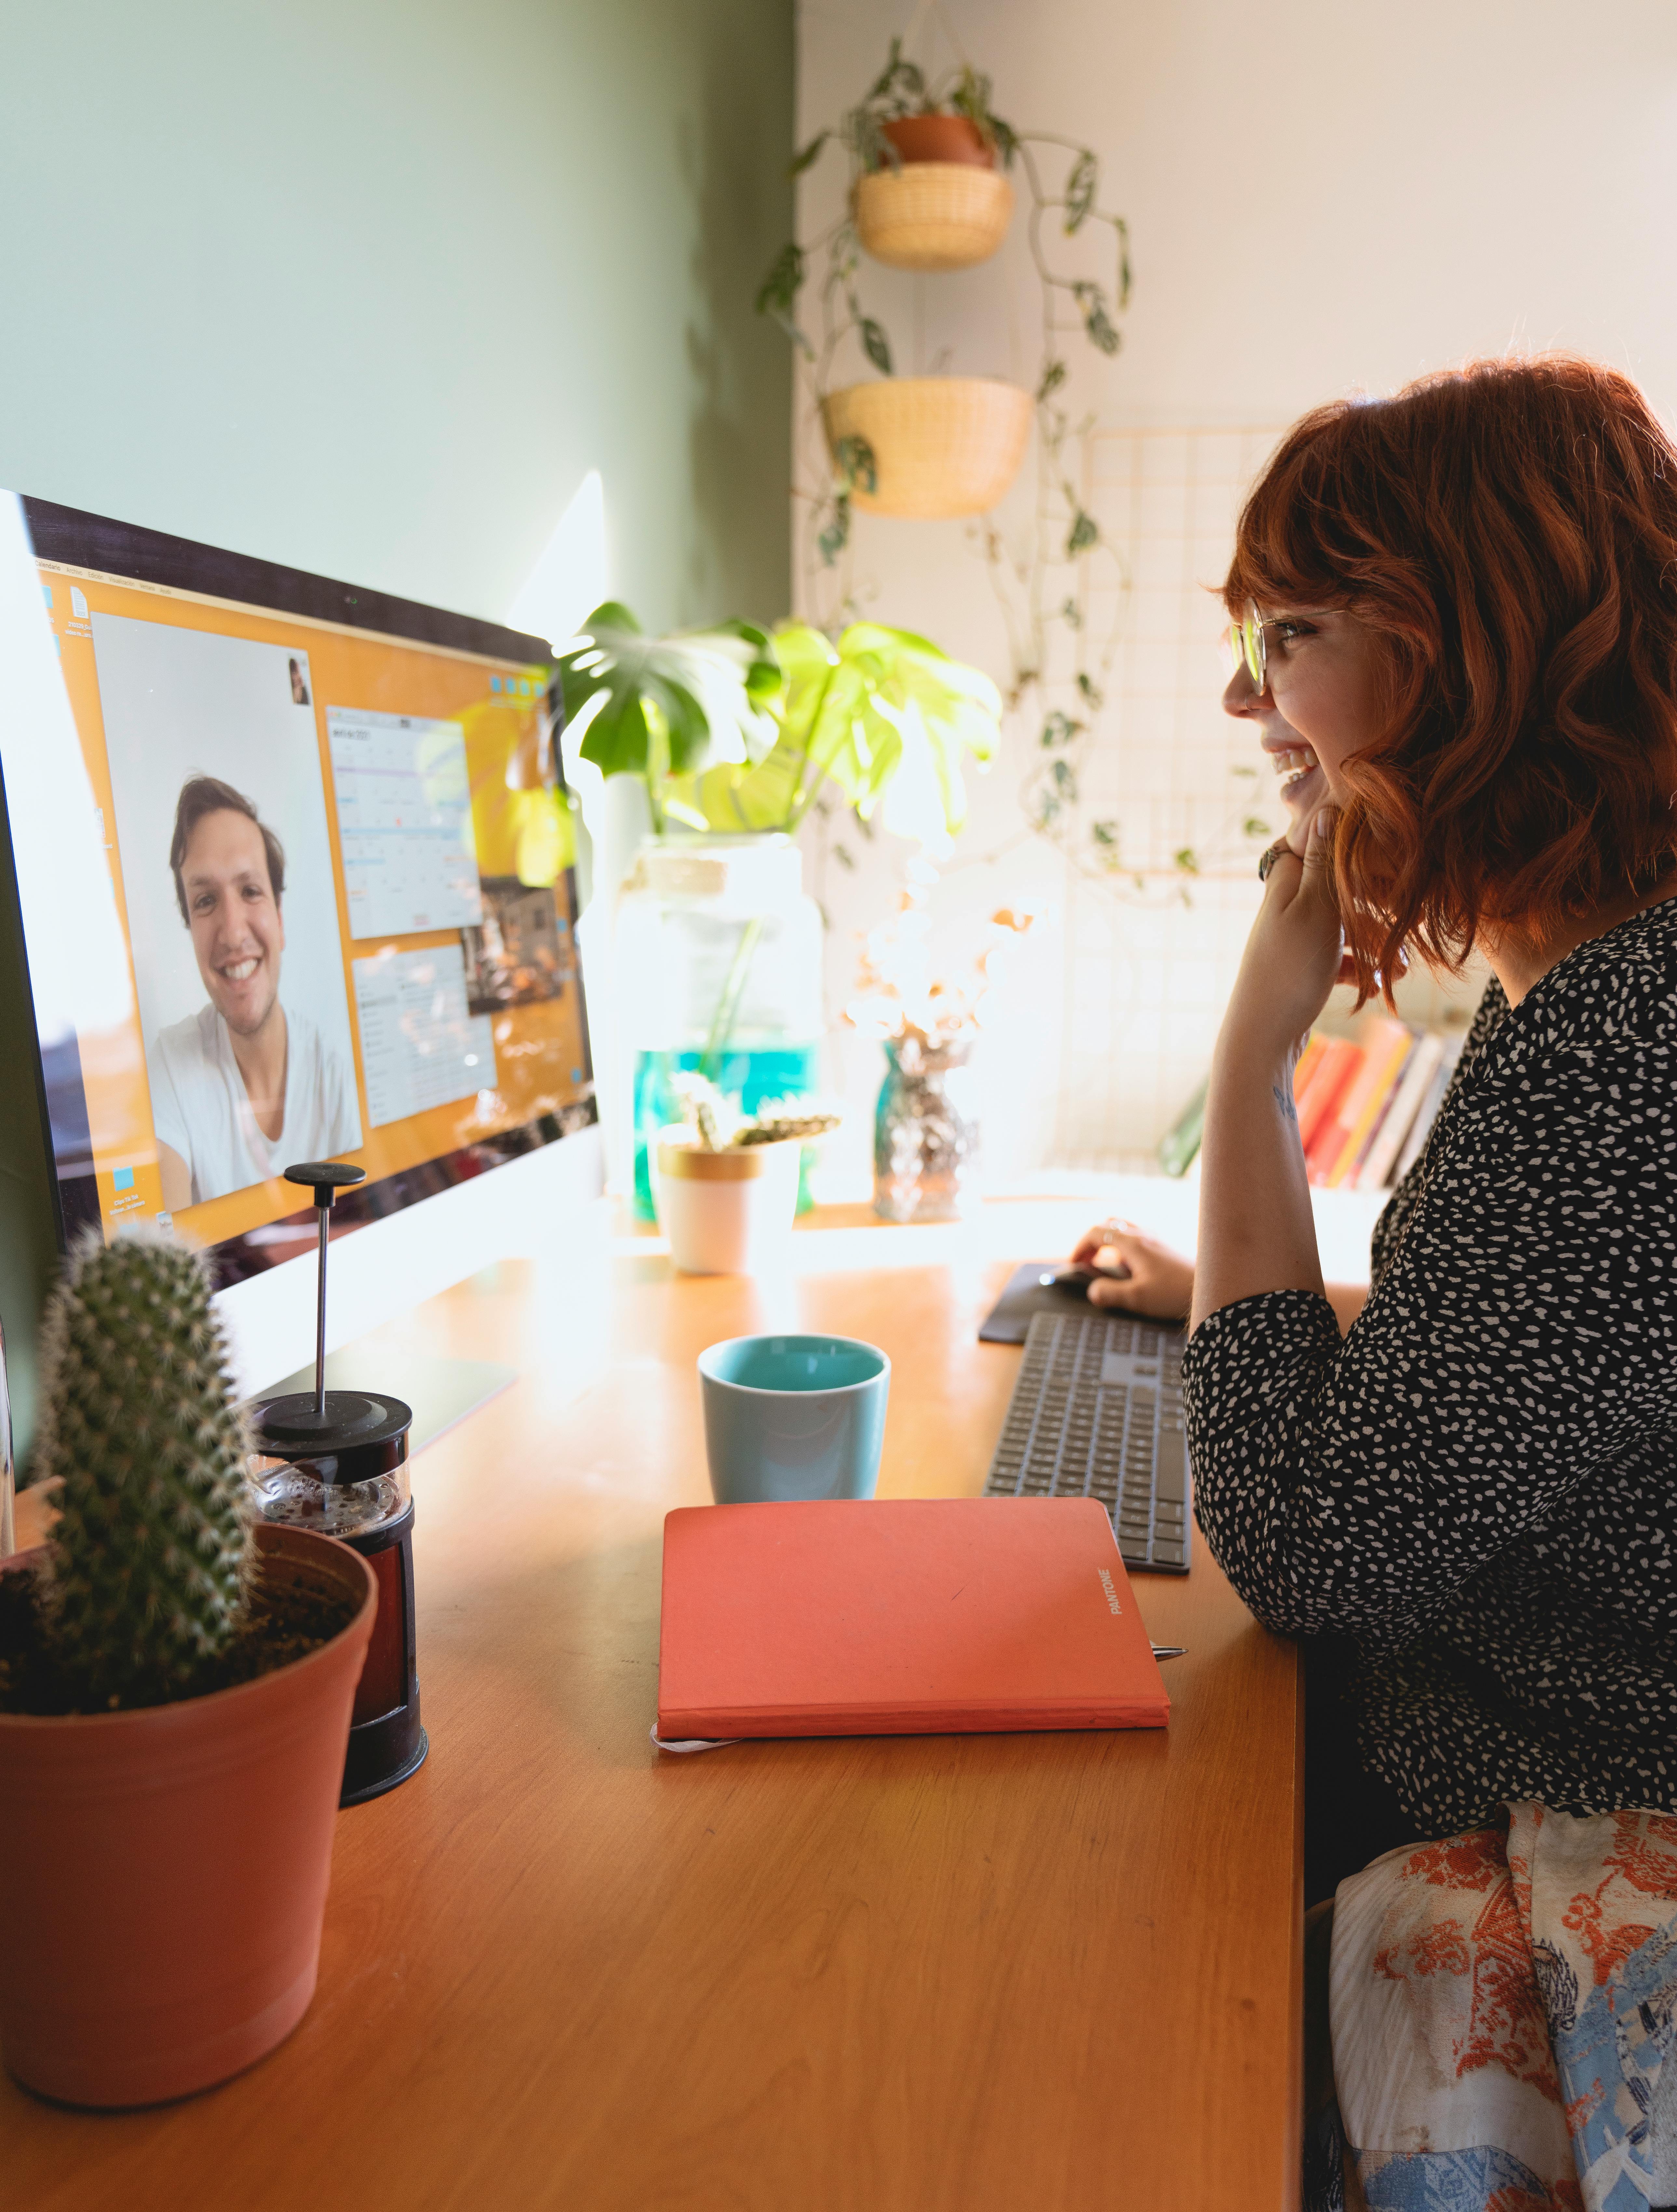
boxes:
[1154,1009,1473,1194]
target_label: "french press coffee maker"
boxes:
[247,1163,427,1804]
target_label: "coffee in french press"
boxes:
[247,1162,427,1804]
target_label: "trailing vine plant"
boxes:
[759,27,1272,896]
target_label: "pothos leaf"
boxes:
[1072,280,1121,356]
[1037,358,1068,402]
[859,317,893,376]
[789,130,829,177]
[818,494,852,566]
[947,66,994,123]
[835,433,877,495]
[865,35,922,106]
[755,242,804,320]
[1066,509,1100,558]
[851,109,895,171]
[1064,149,1097,233]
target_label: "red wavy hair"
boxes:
[1224,355,1677,998]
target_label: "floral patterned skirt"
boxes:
[1313,1806,1677,2212]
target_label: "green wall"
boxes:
[0,0,794,629]
[0,0,794,1463]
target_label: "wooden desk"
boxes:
[5,1200,1302,2211]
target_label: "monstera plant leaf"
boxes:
[673,621,999,837]
[556,604,781,783]
[777,621,1001,832]
[571,606,1000,844]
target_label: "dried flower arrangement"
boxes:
[846,868,1035,1057]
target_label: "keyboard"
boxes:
[983,1311,1192,1573]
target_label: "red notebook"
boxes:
[657,1496,1170,1740]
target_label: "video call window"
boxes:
[33,547,593,1276]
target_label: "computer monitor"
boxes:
[0,491,601,1411]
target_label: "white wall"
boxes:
[794,0,1677,1179]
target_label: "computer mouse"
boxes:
[1040,1264,1132,1294]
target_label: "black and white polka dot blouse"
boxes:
[1182,896,1677,1833]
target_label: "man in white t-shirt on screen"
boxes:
[151,775,362,1209]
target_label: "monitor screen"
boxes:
[5,496,595,1288]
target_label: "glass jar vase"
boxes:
[873,1035,981,1223]
[616,833,824,1220]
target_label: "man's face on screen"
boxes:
[181,810,285,1039]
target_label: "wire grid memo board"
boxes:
[1050,424,1288,1171]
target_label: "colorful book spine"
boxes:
[1295,1037,1362,1155]
[1389,1033,1466,1186]
[1335,1039,1415,1189]
[1291,1033,1329,1111]
[1353,1032,1445,1191]
[1323,1021,1415,1188]
[1309,1026,1407,1185]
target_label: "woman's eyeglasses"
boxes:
[1227,603,1272,693]
[1239,602,1274,686]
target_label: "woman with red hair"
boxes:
[1086,359,1677,2207]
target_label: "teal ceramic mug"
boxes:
[697,1334,891,1503]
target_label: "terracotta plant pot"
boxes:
[0,1522,377,2107]
[653,1130,802,1275]
[879,114,994,169]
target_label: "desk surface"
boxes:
[6,1199,1302,2212]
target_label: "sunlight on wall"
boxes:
[506,470,608,648]
[504,469,648,1191]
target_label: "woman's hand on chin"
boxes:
[1226,806,1347,1063]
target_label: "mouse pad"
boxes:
[979,1262,1105,1343]
[978,1262,1189,1343]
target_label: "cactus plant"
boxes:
[35,1229,256,1710]
[672,1072,840,1152]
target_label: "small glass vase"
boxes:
[873,1036,980,1223]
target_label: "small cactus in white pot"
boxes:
[0,1229,377,2108]
[652,1079,839,1275]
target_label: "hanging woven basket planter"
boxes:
[823,377,1033,519]
[854,163,1014,272]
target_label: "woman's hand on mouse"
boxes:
[1069,1220,1194,1320]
